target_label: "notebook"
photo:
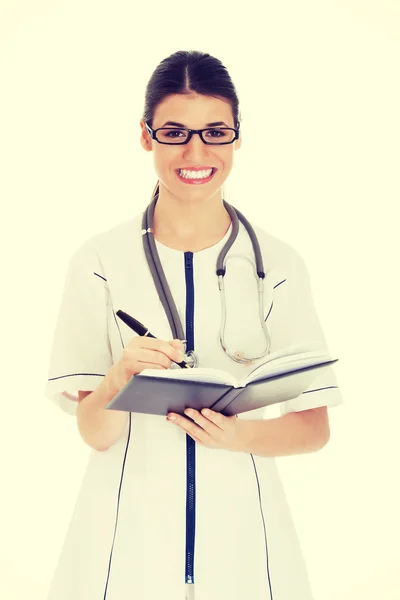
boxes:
[105,343,338,417]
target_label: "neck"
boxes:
[152,193,231,250]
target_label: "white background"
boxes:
[1,1,399,598]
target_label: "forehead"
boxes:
[153,94,233,127]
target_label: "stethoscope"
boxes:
[141,195,271,367]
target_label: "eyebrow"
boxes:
[160,120,229,128]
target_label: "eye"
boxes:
[206,129,227,138]
[165,129,185,137]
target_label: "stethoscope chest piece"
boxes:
[183,350,198,368]
[233,350,256,366]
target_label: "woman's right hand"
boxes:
[107,337,186,394]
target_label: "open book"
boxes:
[105,343,338,417]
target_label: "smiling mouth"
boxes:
[176,167,217,183]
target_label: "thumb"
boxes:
[170,339,186,351]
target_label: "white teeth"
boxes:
[178,168,213,179]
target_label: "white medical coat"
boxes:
[45,212,343,600]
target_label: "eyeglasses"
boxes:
[145,121,240,145]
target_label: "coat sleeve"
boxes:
[270,248,344,416]
[44,240,114,416]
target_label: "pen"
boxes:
[116,310,190,369]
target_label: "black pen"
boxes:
[116,310,190,369]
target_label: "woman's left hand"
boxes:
[166,408,245,452]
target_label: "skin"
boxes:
[139,93,329,452]
[139,93,242,248]
[167,407,245,452]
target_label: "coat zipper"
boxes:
[184,252,196,592]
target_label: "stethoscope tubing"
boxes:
[141,195,271,365]
[142,196,186,341]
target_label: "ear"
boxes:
[140,120,152,152]
[235,136,242,150]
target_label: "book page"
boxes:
[138,366,236,386]
[136,343,331,388]
[243,345,331,385]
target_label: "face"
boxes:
[140,93,242,205]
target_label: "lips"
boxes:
[177,167,215,171]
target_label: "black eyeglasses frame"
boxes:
[145,121,240,145]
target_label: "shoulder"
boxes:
[69,214,143,266]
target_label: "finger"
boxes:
[138,348,172,369]
[168,340,186,361]
[139,336,181,352]
[168,414,212,443]
[170,339,186,350]
[187,433,202,444]
[199,408,225,430]
[140,339,184,363]
[183,409,221,434]
[137,363,166,371]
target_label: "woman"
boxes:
[45,50,343,600]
